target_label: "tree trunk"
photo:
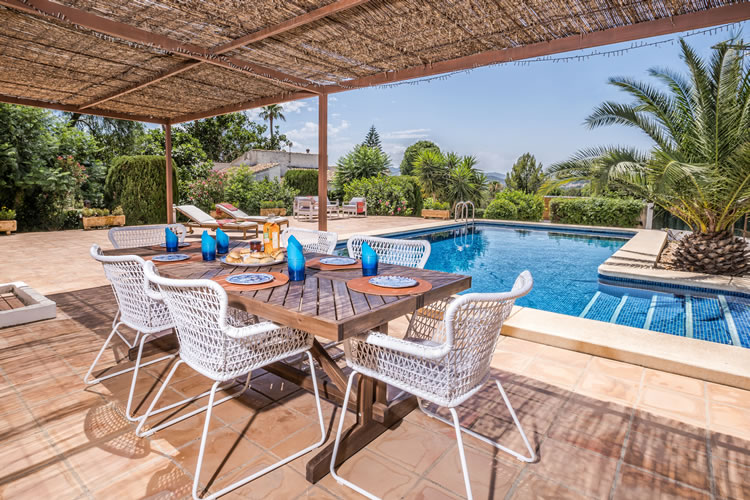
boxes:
[269,116,274,142]
[672,230,749,276]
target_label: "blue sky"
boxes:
[246,21,747,174]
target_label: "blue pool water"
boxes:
[386,223,750,348]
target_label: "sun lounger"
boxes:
[214,203,289,229]
[173,205,258,239]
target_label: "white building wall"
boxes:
[232,150,318,170]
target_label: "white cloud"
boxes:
[286,119,350,156]
[382,128,431,140]
[280,101,309,114]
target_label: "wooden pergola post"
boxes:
[317,94,328,231]
[165,123,174,224]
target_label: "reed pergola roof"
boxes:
[0,0,747,125]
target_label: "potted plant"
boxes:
[421,198,451,219]
[260,200,287,217]
[0,206,17,235]
[82,206,126,229]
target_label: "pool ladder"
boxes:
[454,201,475,224]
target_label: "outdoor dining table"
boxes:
[105,241,471,483]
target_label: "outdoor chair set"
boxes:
[86,223,534,500]
[173,204,291,240]
[293,196,367,221]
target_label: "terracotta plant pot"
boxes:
[82,215,126,229]
[421,209,450,220]
[260,208,287,216]
[0,220,17,235]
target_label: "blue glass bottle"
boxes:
[287,235,305,281]
[201,231,216,261]
[216,227,229,254]
[361,242,378,277]
[165,227,178,252]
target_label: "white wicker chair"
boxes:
[108,224,188,249]
[281,227,338,254]
[347,235,431,269]
[86,244,178,422]
[138,262,326,500]
[330,271,536,500]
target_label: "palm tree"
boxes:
[258,105,286,145]
[547,39,750,276]
[333,144,391,194]
[446,162,483,208]
[414,149,448,199]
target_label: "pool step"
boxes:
[582,293,621,322]
[614,294,651,329]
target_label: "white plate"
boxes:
[368,275,418,288]
[220,255,286,267]
[151,253,190,262]
[320,257,357,266]
[158,242,190,248]
[225,273,274,285]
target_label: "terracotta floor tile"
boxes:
[638,386,707,427]
[208,389,274,426]
[402,480,460,500]
[231,403,314,450]
[17,372,85,407]
[1,429,61,479]
[712,455,750,500]
[320,449,421,500]
[296,485,342,499]
[643,369,705,398]
[204,452,310,500]
[496,337,547,356]
[613,465,709,500]
[576,371,640,406]
[522,358,582,390]
[29,385,106,428]
[0,390,26,416]
[548,407,629,459]
[268,421,329,476]
[491,350,533,374]
[710,431,750,467]
[586,357,644,383]
[706,383,750,411]
[425,443,521,499]
[42,401,133,456]
[533,438,617,498]
[510,472,592,500]
[91,456,193,500]
[278,390,338,423]
[4,353,75,386]
[0,460,83,500]
[368,420,454,475]
[533,344,592,369]
[146,403,227,455]
[249,372,302,401]
[709,402,750,437]
[0,407,39,441]
[174,426,266,482]
[624,421,710,491]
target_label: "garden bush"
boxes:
[423,198,450,210]
[485,198,517,220]
[260,200,285,208]
[389,176,423,214]
[225,166,298,215]
[492,190,543,221]
[182,170,227,212]
[284,169,318,196]
[343,176,418,216]
[105,155,179,225]
[550,197,643,227]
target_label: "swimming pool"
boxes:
[379,223,750,348]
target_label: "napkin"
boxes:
[216,227,229,254]
[165,227,178,251]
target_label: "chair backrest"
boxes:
[175,205,215,223]
[108,224,187,249]
[142,262,271,380]
[442,271,532,395]
[215,203,250,220]
[348,197,366,205]
[347,235,431,268]
[281,227,338,254]
[89,244,173,333]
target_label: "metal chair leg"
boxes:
[190,351,326,499]
[124,333,177,422]
[449,407,474,500]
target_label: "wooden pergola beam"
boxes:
[170,91,315,124]
[0,93,167,124]
[0,0,320,94]
[80,0,370,110]
[321,2,750,95]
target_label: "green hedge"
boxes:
[284,169,318,196]
[487,190,543,221]
[225,167,298,214]
[105,155,178,225]
[485,198,517,220]
[343,175,421,216]
[550,197,643,227]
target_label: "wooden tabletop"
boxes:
[105,243,471,341]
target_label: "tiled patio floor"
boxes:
[2,285,750,499]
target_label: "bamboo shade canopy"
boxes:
[0,0,747,124]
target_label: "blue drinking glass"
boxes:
[361,242,378,277]
[216,227,229,254]
[287,235,306,281]
[165,227,178,252]
[201,231,216,261]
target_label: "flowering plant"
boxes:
[183,170,227,212]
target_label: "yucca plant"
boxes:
[547,39,750,276]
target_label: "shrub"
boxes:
[182,170,227,212]
[550,197,643,227]
[485,199,517,220]
[389,176,423,214]
[62,208,81,229]
[225,166,298,215]
[284,169,318,196]
[493,190,543,221]
[423,198,450,210]
[0,206,16,220]
[105,155,179,225]
[343,176,414,216]
[81,207,110,217]
[260,200,284,208]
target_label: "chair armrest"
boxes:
[224,321,281,339]
[357,331,450,361]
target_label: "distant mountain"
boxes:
[484,171,506,183]
[388,167,400,176]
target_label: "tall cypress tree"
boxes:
[363,125,382,152]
